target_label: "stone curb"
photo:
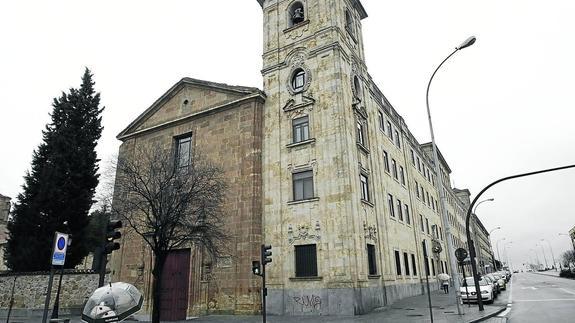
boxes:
[466,306,507,323]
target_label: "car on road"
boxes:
[460,277,495,304]
[483,275,500,295]
[491,273,507,290]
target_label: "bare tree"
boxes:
[561,250,575,269]
[111,145,229,323]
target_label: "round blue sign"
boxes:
[57,237,66,250]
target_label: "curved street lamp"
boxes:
[496,238,506,267]
[536,243,550,270]
[426,35,476,316]
[541,238,558,270]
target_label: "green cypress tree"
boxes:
[5,69,104,271]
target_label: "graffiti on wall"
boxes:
[293,294,322,311]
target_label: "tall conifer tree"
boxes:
[5,69,103,271]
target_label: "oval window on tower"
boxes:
[291,68,306,92]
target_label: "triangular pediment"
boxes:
[117,78,263,140]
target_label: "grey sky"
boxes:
[1,0,574,268]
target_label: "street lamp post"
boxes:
[504,241,513,271]
[426,35,476,316]
[536,243,549,270]
[496,238,506,269]
[530,248,541,269]
[541,239,558,270]
[488,226,501,273]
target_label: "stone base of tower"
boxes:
[266,281,439,316]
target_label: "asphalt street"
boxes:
[487,272,575,323]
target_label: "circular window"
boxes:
[291,68,306,92]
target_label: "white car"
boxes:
[460,277,495,304]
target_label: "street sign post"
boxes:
[42,232,69,323]
[455,248,470,307]
[52,232,69,266]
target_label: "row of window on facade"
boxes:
[410,148,435,186]
[293,243,448,279]
[375,111,402,149]
[414,180,439,212]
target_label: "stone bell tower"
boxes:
[257,0,389,316]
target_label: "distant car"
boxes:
[513,270,519,273]
[461,277,495,304]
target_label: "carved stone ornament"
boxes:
[283,92,316,116]
[432,239,443,254]
[285,21,309,40]
[363,222,377,242]
[288,221,321,244]
[286,52,312,95]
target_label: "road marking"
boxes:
[514,299,575,302]
[560,288,575,295]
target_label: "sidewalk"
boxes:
[131,290,504,323]
[0,290,504,323]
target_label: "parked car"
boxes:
[483,275,500,295]
[460,277,495,304]
[490,273,507,291]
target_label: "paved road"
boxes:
[488,272,575,323]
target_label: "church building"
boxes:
[112,0,476,319]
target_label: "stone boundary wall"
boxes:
[0,270,109,316]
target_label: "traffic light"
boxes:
[261,244,272,266]
[104,220,122,254]
[252,260,261,276]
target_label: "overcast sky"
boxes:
[1,0,574,269]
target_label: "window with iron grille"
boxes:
[292,116,309,143]
[367,244,377,275]
[292,170,314,201]
[175,135,192,170]
[403,252,410,276]
[295,244,318,277]
[388,194,395,218]
[395,250,402,275]
[396,199,403,221]
[411,254,417,276]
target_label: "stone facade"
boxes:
[111,78,266,316]
[0,271,107,316]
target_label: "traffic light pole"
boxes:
[262,257,267,323]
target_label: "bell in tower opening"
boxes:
[290,2,305,26]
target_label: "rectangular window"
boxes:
[397,199,403,221]
[292,116,309,143]
[386,121,392,138]
[439,226,443,240]
[432,197,435,211]
[411,254,417,276]
[399,166,405,185]
[383,151,390,172]
[417,157,421,172]
[404,204,411,224]
[431,259,436,276]
[295,244,318,277]
[420,214,425,232]
[388,194,395,218]
[426,192,430,207]
[356,121,365,146]
[410,149,415,165]
[395,250,402,275]
[415,181,420,198]
[394,130,400,147]
[426,218,430,234]
[367,244,377,275]
[175,135,192,170]
[392,159,398,179]
[360,174,370,202]
[378,111,384,131]
[404,252,410,276]
[293,170,314,201]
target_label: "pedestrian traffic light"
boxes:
[261,244,272,266]
[252,260,262,276]
[104,220,122,254]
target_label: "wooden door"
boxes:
[160,249,191,321]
